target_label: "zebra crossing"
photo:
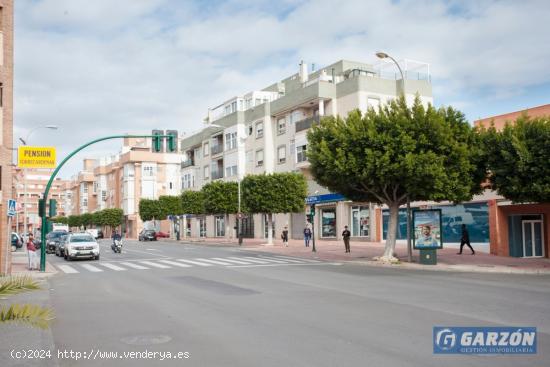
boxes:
[54,255,324,274]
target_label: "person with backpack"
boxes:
[303,225,312,247]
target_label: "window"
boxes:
[225,165,237,177]
[225,105,231,115]
[199,217,207,237]
[245,99,252,109]
[203,142,209,156]
[82,198,88,207]
[321,208,337,237]
[203,166,210,180]
[231,101,237,113]
[143,165,155,177]
[0,83,3,108]
[256,121,264,138]
[215,215,225,237]
[255,98,261,106]
[194,147,201,160]
[297,145,307,163]
[183,173,193,188]
[225,132,237,150]
[351,206,370,237]
[277,145,286,164]
[277,118,286,135]
[248,124,253,136]
[256,150,264,167]
[82,183,88,193]
[101,191,107,202]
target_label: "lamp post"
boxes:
[376,52,413,263]
[19,125,58,239]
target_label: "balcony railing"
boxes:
[295,115,320,133]
[211,144,223,155]
[211,170,224,180]
[181,159,194,168]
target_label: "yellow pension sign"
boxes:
[18,146,57,168]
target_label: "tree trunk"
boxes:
[267,213,274,245]
[381,202,399,262]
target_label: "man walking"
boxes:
[27,234,38,271]
[457,224,475,255]
[342,225,351,253]
[303,225,312,247]
[281,226,289,247]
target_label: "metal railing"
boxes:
[211,170,224,180]
[181,159,194,168]
[211,144,223,155]
[295,115,320,133]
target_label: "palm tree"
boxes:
[0,275,54,329]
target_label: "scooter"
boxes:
[111,239,122,253]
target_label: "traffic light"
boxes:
[152,129,164,153]
[38,199,45,217]
[166,130,178,153]
[49,199,57,217]
[309,204,315,217]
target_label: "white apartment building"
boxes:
[180,59,433,242]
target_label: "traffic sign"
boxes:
[7,199,16,217]
[18,146,56,168]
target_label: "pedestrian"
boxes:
[281,226,289,247]
[27,234,38,271]
[457,224,475,255]
[303,225,312,247]
[342,225,351,253]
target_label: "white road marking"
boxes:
[211,257,252,265]
[227,256,273,264]
[177,259,212,267]
[139,261,171,269]
[57,265,79,274]
[253,256,290,264]
[159,260,191,268]
[272,255,321,263]
[194,258,233,265]
[119,262,149,270]
[227,263,334,268]
[81,264,104,272]
[98,262,126,271]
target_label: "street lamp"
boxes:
[19,125,59,238]
[376,52,412,263]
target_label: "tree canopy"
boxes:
[202,181,239,215]
[307,97,484,260]
[480,116,550,203]
[159,195,183,218]
[138,199,163,221]
[181,190,205,215]
[241,172,307,214]
[101,208,123,229]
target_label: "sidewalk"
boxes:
[181,237,550,274]
[9,250,58,279]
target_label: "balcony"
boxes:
[211,144,223,155]
[181,159,194,168]
[211,170,224,180]
[295,115,320,133]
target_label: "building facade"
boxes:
[0,0,13,274]
[179,59,433,242]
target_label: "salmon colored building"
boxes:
[476,105,550,258]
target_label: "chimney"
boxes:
[299,60,309,83]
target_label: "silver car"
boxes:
[64,233,100,261]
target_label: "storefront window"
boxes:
[215,215,225,237]
[199,217,206,238]
[321,208,336,237]
[263,214,275,239]
[351,206,370,237]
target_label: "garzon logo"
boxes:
[433,327,537,354]
[435,328,456,350]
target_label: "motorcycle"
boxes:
[111,239,122,253]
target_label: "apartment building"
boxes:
[0,0,13,274]
[180,59,433,241]
[67,137,183,238]
[12,168,70,235]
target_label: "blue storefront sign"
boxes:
[305,193,345,205]
[433,326,537,354]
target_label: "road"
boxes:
[3,239,549,366]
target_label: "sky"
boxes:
[14,0,550,179]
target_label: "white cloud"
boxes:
[14,0,550,177]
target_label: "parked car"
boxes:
[11,232,23,251]
[55,234,68,257]
[138,229,157,241]
[46,231,68,254]
[155,231,169,239]
[64,233,100,261]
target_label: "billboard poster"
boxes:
[413,209,443,249]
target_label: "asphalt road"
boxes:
[3,239,549,366]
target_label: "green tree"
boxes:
[202,181,239,237]
[138,199,163,222]
[92,211,105,228]
[307,97,484,261]
[80,213,93,230]
[51,216,68,224]
[67,215,82,230]
[181,190,205,215]
[102,208,124,231]
[480,116,550,203]
[242,173,307,244]
[159,195,183,218]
